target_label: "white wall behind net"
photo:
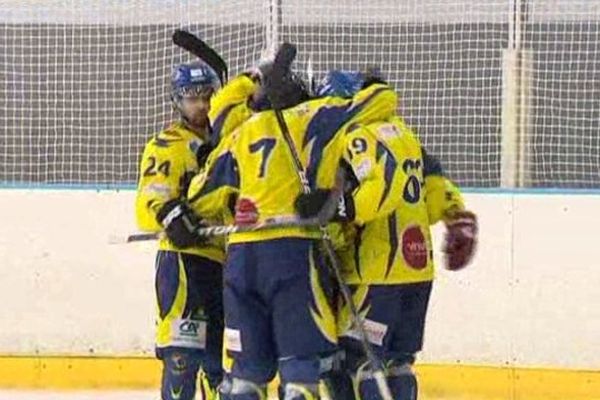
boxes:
[0,0,599,188]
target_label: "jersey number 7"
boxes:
[249,138,276,178]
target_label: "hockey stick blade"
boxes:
[172,29,229,84]
[108,232,159,245]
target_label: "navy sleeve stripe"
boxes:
[385,213,399,278]
[189,151,239,203]
[422,147,444,177]
[211,102,240,144]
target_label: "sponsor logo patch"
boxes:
[170,318,207,348]
[224,327,242,352]
[142,183,171,198]
[377,123,399,140]
[342,318,388,346]
[401,225,428,270]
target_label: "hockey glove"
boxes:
[156,199,206,248]
[247,57,274,83]
[294,190,355,222]
[443,209,478,271]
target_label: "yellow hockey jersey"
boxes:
[187,83,397,244]
[135,121,225,263]
[338,116,435,284]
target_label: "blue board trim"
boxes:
[1,183,600,195]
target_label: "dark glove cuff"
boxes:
[156,199,183,228]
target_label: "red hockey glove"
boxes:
[443,210,478,271]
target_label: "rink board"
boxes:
[0,190,598,398]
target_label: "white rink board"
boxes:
[0,190,598,369]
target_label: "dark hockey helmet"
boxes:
[170,61,220,104]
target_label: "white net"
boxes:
[524,1,600,188]
[1,0,599,188]
[282,0,508,187]
[0,0,269,185]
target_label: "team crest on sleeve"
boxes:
[401,225,428,270]
[143,183,171,199]
[377,123,400,140]
[354,159,372,181]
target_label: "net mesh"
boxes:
[0,1,268,184]
[1,0,599,188]
[282,0,508,187]
[525,1,600,187]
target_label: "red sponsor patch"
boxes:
[401,225,428,270]
[235,198,259,225]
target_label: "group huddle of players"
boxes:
[135,43,478,400]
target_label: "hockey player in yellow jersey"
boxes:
[204,56,293,383]
[295,70,478,400]
[135,61,224,400]
[161,59,397,399]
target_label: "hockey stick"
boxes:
[265,43,393,400]
[172,29,229,85]
[109,195,339,245]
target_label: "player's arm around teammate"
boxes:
[422,149,478,270]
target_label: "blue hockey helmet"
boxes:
[315,70,364,98]
[170,61,220,101]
